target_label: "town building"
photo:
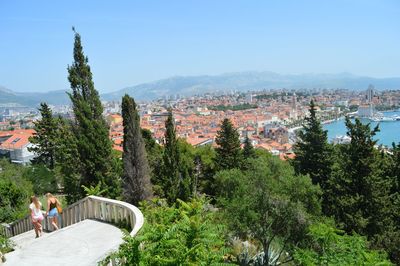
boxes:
[0,129,35,164]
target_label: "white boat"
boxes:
[369,116,396,122]
[393,115,400,121]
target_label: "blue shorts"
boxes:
[48,208,58,217]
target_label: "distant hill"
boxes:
[2,72,400,106]
[101,72,400,101]
[0,86,70,107]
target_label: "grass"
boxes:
[0,234,14,254]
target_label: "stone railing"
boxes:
[0,196,144,238]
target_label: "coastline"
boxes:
[288,115,345,133]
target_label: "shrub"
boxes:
[107,197,232,265]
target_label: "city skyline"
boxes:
[1,0,399,93]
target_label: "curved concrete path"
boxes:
[4,219,123,266]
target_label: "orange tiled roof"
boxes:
[0,131,33,149]
[113,145,123,152]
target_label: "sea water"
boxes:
[323,111,400,147]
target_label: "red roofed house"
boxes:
[185,137,213,147]
[0,129,36,164]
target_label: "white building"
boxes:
[0,130,36,164]
[332,135,351,144]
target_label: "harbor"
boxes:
[323,110,400,146]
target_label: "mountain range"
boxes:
[1,72,400,107]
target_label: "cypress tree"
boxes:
[292,99,333,190]
[214,118,242,170]
[121,94,152,205]
[243,135,255,159]
[141,128,164,195]
[162,110,180,202]
[67,29,120,198]
[29,102,58,169]
[162,110,191,202]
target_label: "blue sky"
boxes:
[1,0,399,93]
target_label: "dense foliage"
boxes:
[107,198,230,265]
[0,159,33,223]
[216,155,321,264]
[28,102,58,169]
[161,110,192,203]
[293,222,392,265]
[208,103,258,111]
[214,118,243,171]
[0,234,14,255]
[121,94,152,205]
[67,29,120,199]
[293,101,400,264]
[291,99,333,196]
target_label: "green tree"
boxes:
[375,143,400,264]
[325,117,400,264]
[216,156,321,265]
[293,222,392,266]
[67,29,120,199]
[56,117,82,203]
[23,164,58,195]
[241,135,256,170]
[326,117,385,235]
[242,135,255,159]
[162,110,180,202]
[177,139,195,198]
[194,144,216,196]
[0,159,33,223]
[108,198,230,265]
[28,102,58,169]
[141,128,164,196]
[291,99,333,192]
[214,118,242,170]
[121,94,153,205]
[161,110,192,202]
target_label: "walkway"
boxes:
[4,219,123,266]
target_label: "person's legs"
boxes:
[37,218,43,235]
[32,221,39,237]
[48,208,59,230]
[51,217,59,230]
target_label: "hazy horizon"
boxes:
[1,1,399,93]
[2,70,400,94]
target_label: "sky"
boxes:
[1,0,399,93]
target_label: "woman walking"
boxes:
[29,196,44,238]
[46,193,60,230]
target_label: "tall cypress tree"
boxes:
[292,99,333,190]
[29,102,58,169]
[162,109,191,202]
[67,29,120,198]
[214,118,242,170]
[121,94,152,205]
[162,110,180,202]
